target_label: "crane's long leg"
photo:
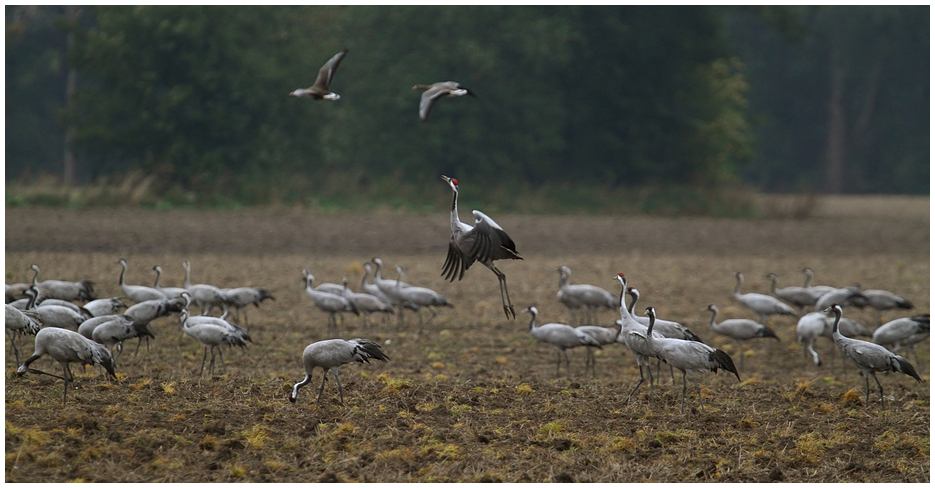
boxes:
[134,336,144,356]
[680,370,687,413]
[217,347,225,373]
[626,364,645,403]
[554,349,561,378]
[333,369,345,406]
[419,308,439,334]
[693,373,705,413]
[9,336,20,366]
[563,350,571,377]
[200,346,209,376]
[586,347,595,378]
[62,362,70,406]
[208,346,218,376]
[647,359,655,403]
[737,340,745,372]
[871,371,885,409]
[486,263,514,320]
[316,368,328,404]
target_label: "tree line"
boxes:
[5,6,929,203]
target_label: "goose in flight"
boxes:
[290,49,348,101]
[413,81,475,121]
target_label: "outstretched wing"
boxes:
[441,239,473,282]
[469,210,520,263]
[419,85,451,122]
[313,49,348,90]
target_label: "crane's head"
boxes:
[615,273,627,287]
[30,264,40,273]
[765,273,777,281]
[645,306,655,318]
[521,306,537,316]
[288,391,297,404]
[441,175,458,191]
[627,286,639,299]
[706,304,718,313]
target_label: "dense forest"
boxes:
[5,6,930,206]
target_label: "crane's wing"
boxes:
[468,210,520,263]
[441,238,473,282]
[312,49,348,90]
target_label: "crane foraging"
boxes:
[440,175,523,319]
[16,327,117,405]
[288,338,389,406]
[826,304,921,409]
[303,270,359,329]
[522,306,602,377]
[643,306,740,413]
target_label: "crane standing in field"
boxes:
[826,304,921,409]
[288,338,389,406]
[614,274,666,403]
[6,303,42,365]
[16,327,117,405]
[29,264,95,302]
[303,270,359,330]
[705,304,779,371]
[642,306,740,413]
[393,266,452,332]
[863,288,914,325]
[732,272,797,323]
[440,175,523,319]
[556,265,617,325]
[765,273,818,311]
[522,306,602,378]
[117,258,167,304]
[152,265,187,299]
[575,322,621,377]
[872,313,929,368]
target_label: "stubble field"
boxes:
[4,195,930,482]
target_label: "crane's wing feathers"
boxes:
[442,239,473,282]
[419,87,448,121]
[468,211,521,263]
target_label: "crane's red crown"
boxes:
[451,178,458,187]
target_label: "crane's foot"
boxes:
[503,305,516,320]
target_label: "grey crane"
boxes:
[289,48,348,101]
[91,315,155,362]
[36,298,92,319]
[873,313,929,367]
[303,270,359,330]
[24,301,86,330]
[124,296,184,325]
[626,287,703,342]
[179,306,249,376]
[765,273,819,311]
[361,262,417,326]
[83,297,126,317]
[220,286,274,326]
[16,327,116,405]
[826,304,921,409]
[6,303,42,365]
[814,284,869,311]
[180,292,252,342]
[335,277,394,327]
[626,286,703,384]
[556,265,617,325]
[370,258,419,327]
[575,323,621,377]
[705,304,779,371]
[288,338,389,406]
[78,314,122,340]
[643,307,740,413]
[614,274,666,403]
[6,282,31,303]
[801,268,838,299]
[733,272,797,323]
[394,265,452,332]
[152,265,187,299]
[863,289,914,325]
[29,264,95,302]
[522,306,602,378]
[412,81,476,122]
[117,258,167,303]
[182,261,227,315]
[440,175,523,319]
[795,311,872,369]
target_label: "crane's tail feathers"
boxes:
[260,290,274,302]
[684,329,704,343]
[758,326,780,341]
[894,356,922,382]
[897,300,914,309]
[711,349,740,381]
[351,339,391,363]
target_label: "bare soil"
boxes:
[4,197,930,482]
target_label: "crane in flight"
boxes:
[440,175,522,319]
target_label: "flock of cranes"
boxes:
[4,176,927,411]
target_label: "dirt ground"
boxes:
[4,196,930,482]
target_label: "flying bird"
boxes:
[413,81,475,121]
[290,48,348,101]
